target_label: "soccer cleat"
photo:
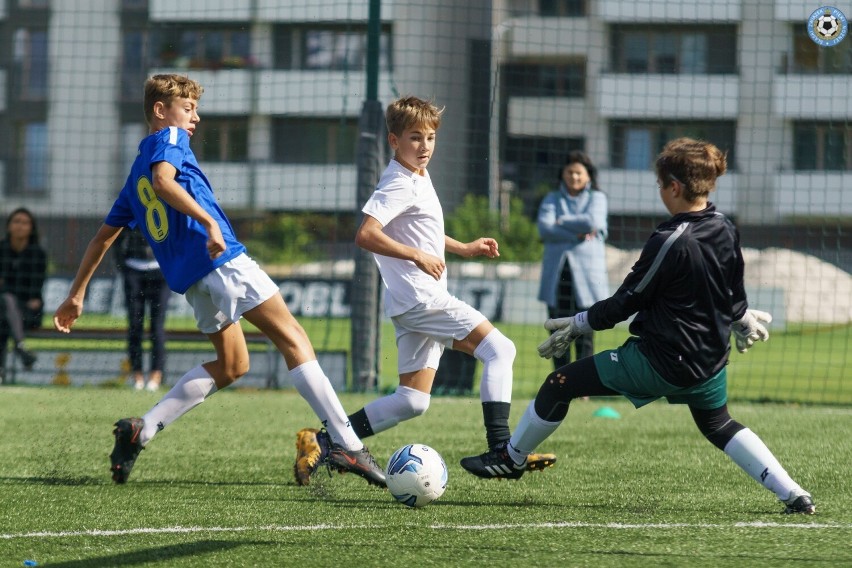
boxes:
[110,418,145,484]
[293,427,327,486]
[783,491,816,515]
[526,452,557,472]
[325,443,387,488]
[459,443,525,480]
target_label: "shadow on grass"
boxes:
[0,476,293,487]
[42,539,272,567]
[0,476,104,486]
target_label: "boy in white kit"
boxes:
[294,96,556,483]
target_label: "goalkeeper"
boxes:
[461,137,815,515]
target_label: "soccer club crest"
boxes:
[807,6,849,46]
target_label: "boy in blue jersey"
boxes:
[460,138,815,515]
[53,74,385,487]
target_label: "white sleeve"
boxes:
[362,177,413,227]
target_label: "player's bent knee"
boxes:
[397,385,431,419]
[218,362,249,385]
[474,329,516,364]
[406,394,430,417]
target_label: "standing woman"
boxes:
[537,151,609,368]
[0,208,47,379]
[115,227,172,391]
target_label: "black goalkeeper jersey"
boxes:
[587,204,748,387]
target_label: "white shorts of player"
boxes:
[184,253,280,334]
[391,293,487,374]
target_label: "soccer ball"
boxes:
[385,444,448,508]
[816,14,840,39]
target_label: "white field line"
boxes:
[2,521,849,540]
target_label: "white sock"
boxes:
[507,402,562,465]
[140,365,217,446]
[474,329,516,403]
[289,360,362,451]
[363,385,431,434]
[724,428,806,501]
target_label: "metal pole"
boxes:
[350,0,384,392]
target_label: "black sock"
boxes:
[482,401,511,450]
[348,408,374,439]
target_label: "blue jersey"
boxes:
[105,126,246,294]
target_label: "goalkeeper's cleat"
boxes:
[326,443,387,488]
[526,452,557,472]
[783,491,816,515]
[110,418,144,484]
[293,427,327,486]
[460,443,525,480]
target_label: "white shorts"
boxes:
[391,293,487,374]
[184,253,280,334]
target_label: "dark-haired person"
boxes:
[0,208,47,380]
[462,138,815,515]
[537,151,609,369]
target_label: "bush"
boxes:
[445,194,542,262]
[242,213,355,264]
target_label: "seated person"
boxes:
[0,208,47,379]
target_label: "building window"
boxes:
[504,61,585,97]
[13,28,49,100]
[191,117,249,163]
[790,26,852,73]
[794,122,850,170]
[503,136,585,202]
[14,122,48,194]
[272,118,357,164]
[274,25,392,71]
[539,0,586,17]
[610,121,736,169]
[153,25,253,70]
[611,25,737,74]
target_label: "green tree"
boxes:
[445,194,542,262]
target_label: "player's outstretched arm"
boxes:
[445,236,499,259]
[54,224,123,333]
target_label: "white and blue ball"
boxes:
[385,444,448,508]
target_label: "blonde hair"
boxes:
[655,137,727,202]
[385,96,444,136]
[143,74,204,125]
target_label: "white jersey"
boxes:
[362,159,448,317]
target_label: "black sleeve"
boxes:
[587,230,671,330]
[729,222,748,321]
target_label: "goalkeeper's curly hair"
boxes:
[655,138,727,203]
[143,74,204,126]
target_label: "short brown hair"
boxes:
[655,138,727,202]
[385,96,443,136]
[143,74,204,125]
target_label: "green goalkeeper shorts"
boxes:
[593,337,727,410]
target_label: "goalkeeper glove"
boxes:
[537,311,593,359]
[732,309,772,353]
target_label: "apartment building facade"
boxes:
[0,0,849,268]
